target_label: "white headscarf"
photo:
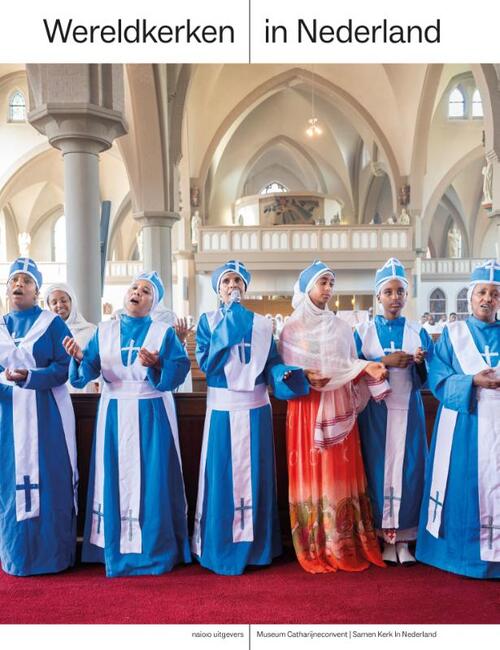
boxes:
[44,282,97,349]
[280,292,368,390]
[280,280,390,448]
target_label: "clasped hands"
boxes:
[5,368,28,382]
[473,368,500,390]
[62,336,161,369]
[384,347,426,368]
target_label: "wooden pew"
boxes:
[72,391,440,538]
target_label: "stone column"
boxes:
[62,141,102,324]
[175,251,196,317]
[133,211,180,310]
[26,64,127,324]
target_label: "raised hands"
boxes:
[63,336,83,362]
[174,317,194,345]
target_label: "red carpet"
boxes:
[0,548,499,625]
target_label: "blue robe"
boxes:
[70,313,191,577]
[195,302,308,575]
[354,316,432,533]
[416,316,500,578]
[0,306,75,576]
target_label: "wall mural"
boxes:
[260,194,322,225]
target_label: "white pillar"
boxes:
[26,64,127,324]
[63,148,102,324]
[134,211,180,310]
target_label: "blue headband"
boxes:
[211,260,251,293]
[133,271,165,311]
[298,260,335,294]
[375,258,408,294]
[8,257,43,289]
[469,259,500,287]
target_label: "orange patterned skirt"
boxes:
[287,390,385,574]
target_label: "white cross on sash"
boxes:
[358,319,422,528]
[481,346,499,367]
[427,321,500,561]
[224,312,273,391]
[91,319,185,554]
[0,311,78,520]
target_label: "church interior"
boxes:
[0,64,499,325]
[0,63,499,625]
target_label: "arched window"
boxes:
[429,288,446,321]
[52,215,66,262]
[456,287,469,320]
[260,181,288,195]
[472,89,483,118]
[8,90,26,122]
[448,87,465,118]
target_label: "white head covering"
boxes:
[280,292,367,390]
[280,286,369,448]
[467,259,500,313]
[292,260,335,309]
[132,271,164,312]
[44,282,97,349]
[280,263,391,448]
[375,257,408,295]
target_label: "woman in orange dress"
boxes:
[280,261,388,574]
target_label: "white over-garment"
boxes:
[426,320,500,561]
[280,294,390,447]
[191,308,273,556]
[357,319,423,528]
[0,310,77,520]
[90,319,184,554]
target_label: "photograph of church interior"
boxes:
[0,63,499,626]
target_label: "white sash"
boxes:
[427,321,500,561]
[91,319,182,554]
[192,309,272,555]
[191,384,270,555]
[224,314,273,391]
[0,311,78,520]
[205,308,273,392]
[359,319,422,528]
[191,404,212,557]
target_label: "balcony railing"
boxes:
[198,225,412,254]
[0,261,144,285]
[420,258,487,277]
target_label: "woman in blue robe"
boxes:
[193,260,308,575]
[0,258,76,576]
[416,260,500,578]
[354,258,433,565]
[65,271,191,577]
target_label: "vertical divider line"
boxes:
[248,0,252,63]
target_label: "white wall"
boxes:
[418,280,469,318]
